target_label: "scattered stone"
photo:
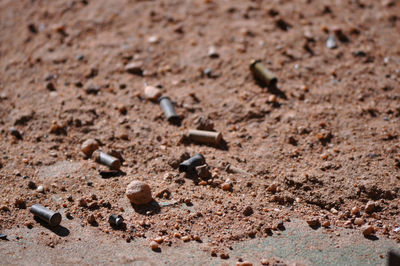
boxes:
[37,185,44,193]
[182,235,190,242]
[326,35,337,49]
[81,139,99,157]
[208,46,219,58]
[13,109,34,125]
[362,225,375,236]
[15,198,26,209]
[87,214,96,225]
[154,237,164,244]
[168,152,190,169]
[354,218,364,226]
[194,116,214,131]
[322,221,331,228]
[275,18,291,31]
[306,218,320,228]
[351,206,360,215]
[195,164,211,179]
[143,85,162,101]
[85,67,98,79]
[150,241,159,251]
[125,62,143,76]
[220,253,230,259]
[49,121,66,135]
[85,84,100,95]
[237,261,253,266]
[46,82,56,91]
[221,182,232,191]
[78,198,87,207]
[126,181,152,205]
[9,127,22,140]
[333,27,349,43]
[147,35,160,44]
[365,201,375,213]
[27,181,37,189]
[243,206,254,216]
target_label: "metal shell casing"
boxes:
[94,151,121,170]
[188,129,222,145]
[179,154,206,173]
[250,59,277,86]
[30,204,62,226]
[159,96,179,124]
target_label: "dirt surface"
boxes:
[1,0,400,263]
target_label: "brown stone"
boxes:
[81,139,99,157]
[144,86,161,101]
[126,181,152,205]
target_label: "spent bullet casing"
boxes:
[250,59,277,86]
[109,214,124,227]
[30,204,62,226]
[94,151,121,170]
[188,129,222,145]
[159,96,179,124]
[179,154,206,172]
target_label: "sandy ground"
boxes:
[0,0,399,263]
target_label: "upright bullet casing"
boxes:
[159,96,179,124]
[30,204,62,226]
[250,59,277,86]
[93,151,121,170]
[109,214,124,227]
[188,129,222,145]
[179,154,206,173]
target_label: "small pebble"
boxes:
[87,214,96,225]
[351,206,360,215]
[154,237,164,244]
[322,221,331,228]
[365,201,375,213]
[126,181,152,205]
[243,206,254,216]
[9,127,22,140]
[27,181,37,189]
[182,235,190,242]
[81,139,99,157]
[354,218,364,226]
[125,62,143,75]
[143,85,162,101]
[326,35,337,49]
[362,225,375,236]
[37,185,44,193]
[306,218,320,227]
[150,241,159,250]
[221,182,232,191]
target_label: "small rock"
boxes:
[221,182,232,191]
[351,206,360,215]
[326,35,337,49]
[306,218,320,228]
[143,86,162,101]
[126,181,152,205]
[237,261,253,266]
[147,35,160,44]
[365,201,375,213]
[195,164,211,179]
[0,234,7,240]
[168,152,190,169]
[15,198,26,209]
[46,82,56,91]
[150,241,159,251]
[182,235,190,242]
[9,127,22,140]
[243,206,254,216]
[208,46,219,58]
[194,116,214,131]
[354,218,364,226]
[125,62,143,76]
[78,198,87,207]
[27,181,37,189]
[362,225,375,236]
[154,237,164,244]
[322,221,331,228]
[87,214,96,225]
[333,27,349,43]
[37,185,44,193]
[85,84,100,95]
[81,139,99,157]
